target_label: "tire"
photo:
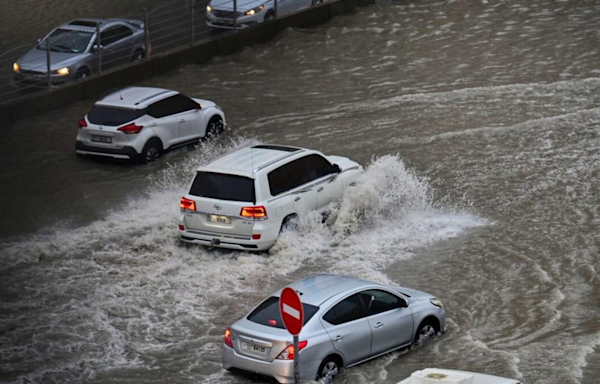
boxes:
[413,318,438,347]
[316,356,341,383]
[279,214,298,234]
[140,139,162,163]
[264,10,275,21]
[75,68,90,80]
[131,49,145,62]
[206,115,224,136]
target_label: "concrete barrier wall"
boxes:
[0,0,374,128]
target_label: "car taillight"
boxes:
[224,328,233,348]
[78,118,87,128]
[180,197,196,211]
[240,206,267,220]
[276,341,308,360]
[118,123,143,134]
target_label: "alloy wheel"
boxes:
[418,324,436,342]
[146,147,159,161]
[320,361,338,383]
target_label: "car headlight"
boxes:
[56,67,70,76]
[430,298,443,308]
[206,5,212,12]
[245,5,264,15]
[13,62,20,72]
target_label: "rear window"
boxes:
[247,296,319,329]
[87,106,146,126]
[189,172,255,202]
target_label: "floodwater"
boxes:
[1,0,600,383]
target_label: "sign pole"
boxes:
[293,335,299,384]
[279,287,304,384]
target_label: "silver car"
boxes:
[13,18,146,86]
[222,274,446,383]
[206,0,312,29]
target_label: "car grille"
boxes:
[20,69,47,76]
[212,9,242,18]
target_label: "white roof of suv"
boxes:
[198,145,306,178]
[95,87,178,109]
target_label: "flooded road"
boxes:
[1,1,600,383]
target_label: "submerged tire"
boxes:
[207,115,224,136]
[140,139,162,163]
[413,318,438,346]
[317,356,341,383]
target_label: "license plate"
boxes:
[91,135,112,143]
[241,342,266,354]
[207,214,230,224]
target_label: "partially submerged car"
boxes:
[13,18,146,86]
[222,274,446,383]
[397,368,522,384]
[76,87,225,162]
[179,144,361,250]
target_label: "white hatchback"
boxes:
[75,86,226,162]
[179,144,362,251]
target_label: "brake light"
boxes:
[118,123,143,134]
[78,118,87,128]
[276,341,308,360]
[252,234,261,240]
[180,197,196,211]
[240,206,267,219]
[178,224,184,231]
[224,328,233,348]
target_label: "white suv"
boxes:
[75,87,226,162]
[178,145,362,251]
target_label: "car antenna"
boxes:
[119,89,124,100]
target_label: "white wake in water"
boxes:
[0,137,486,384]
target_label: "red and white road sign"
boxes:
[279,287,304,336]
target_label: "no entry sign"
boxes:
[279,287,304,336]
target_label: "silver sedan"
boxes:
[13,18,146,86]
[222,274,446,383]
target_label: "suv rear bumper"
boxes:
[75,141,139,160]
[180,229,275,251]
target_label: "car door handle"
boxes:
[294,197,301,202]
[180,119,186,122]
[374,322,384,329]
[317,187,324,192]
[333,335,343,342]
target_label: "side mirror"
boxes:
[332,164,341,173]
[92,44,103,52]
[37,38,42,44]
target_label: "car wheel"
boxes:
[413,318,438,346]
[131,49,145,62]
[140,139,162,163]
[279,214,299,234]
[207,116,224,136]
[76,68,90,80]
[264,10,275,21]
[317,356,340,383]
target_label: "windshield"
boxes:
[38,29,94,53]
